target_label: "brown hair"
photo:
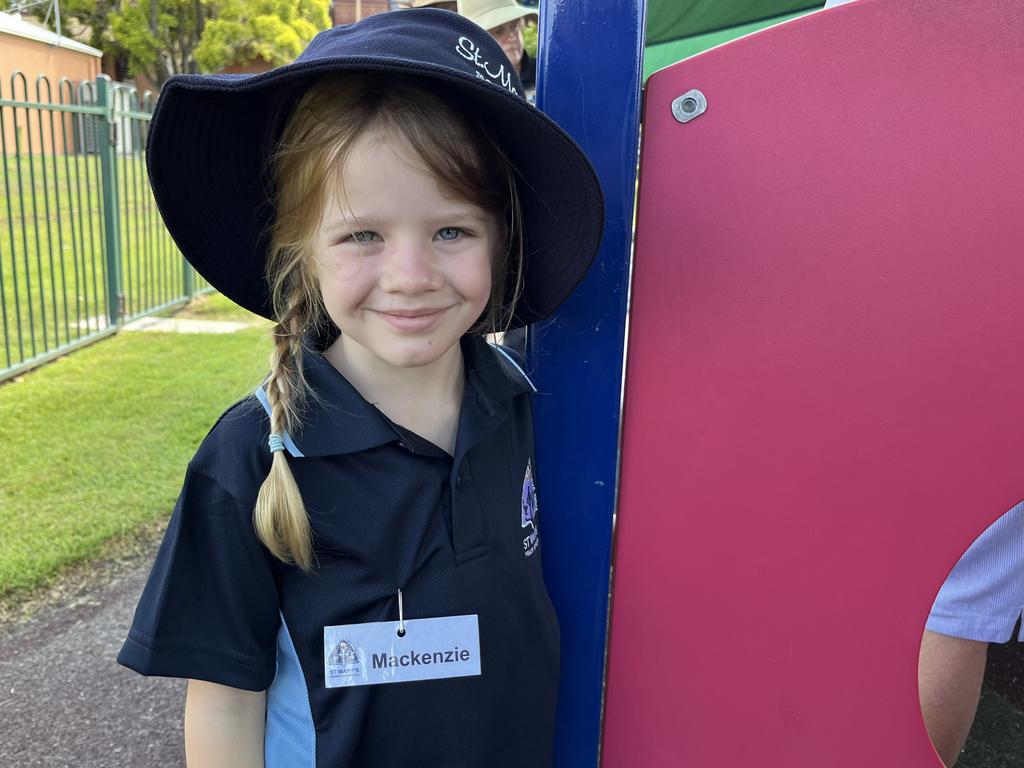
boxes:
[254,72,524,569]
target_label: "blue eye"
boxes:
[437,227,463,241]
[346,231,381,244]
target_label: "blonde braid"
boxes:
[254,284,315,570]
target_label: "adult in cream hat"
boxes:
[410,0,457,9]
[459,0,537,88]
[459,0,535,31]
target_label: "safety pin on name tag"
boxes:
[323,589,481,688]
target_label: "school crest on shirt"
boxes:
[327,639,363,679]
[521,459,539,557]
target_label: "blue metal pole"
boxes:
[532,2,645,765]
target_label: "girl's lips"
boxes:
[373,307,450,332]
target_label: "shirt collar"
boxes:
[463,334,535,405]
[263,334,534,459]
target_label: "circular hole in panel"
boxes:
[918,501,1024,767]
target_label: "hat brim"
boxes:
[469,6,538,32]
[147,14,602,328]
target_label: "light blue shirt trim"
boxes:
[490,343,537,393]
[265,614,316,767]
[255,386,305,458]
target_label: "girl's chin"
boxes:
[362,336,465,371]
[378,348,460,370]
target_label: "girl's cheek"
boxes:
[318,252,369,282]
[471,259,494,293]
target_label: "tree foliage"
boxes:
[522,20,537,58]
[43,0,129,76]
[50,0,120,53]
[194,0,329,73]
[110,0,204,86]
[94,0,329,87]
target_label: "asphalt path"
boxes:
[0,553,185,767]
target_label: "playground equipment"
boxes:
[533,0,1024,764]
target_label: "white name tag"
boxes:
[323,614,481,688]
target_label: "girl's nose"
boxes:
[379,240,444,293]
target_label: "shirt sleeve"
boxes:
[926,501,1024,643]
[117,463,280,691]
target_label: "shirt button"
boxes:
[455,474,463,489]
[397,441,407,450]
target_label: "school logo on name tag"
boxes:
[324,614,481,688]
[522,459,539,557]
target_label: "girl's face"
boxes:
[313,130,497,375]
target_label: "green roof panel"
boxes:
[646,0,820,46]
[644,8,817,80]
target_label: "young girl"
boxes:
[117,8,603,767]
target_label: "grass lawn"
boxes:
[0,294,270,597]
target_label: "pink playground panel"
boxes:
[604,0,1024,765]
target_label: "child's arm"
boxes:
[184,679,267,767]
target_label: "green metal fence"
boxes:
[0,72,207,383]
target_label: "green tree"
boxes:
[43,0,130,78]
[194,0,328,72]
[49,0,117,51]
[109,0,204,86]
[107,0,329,88]
[522,20,537,58]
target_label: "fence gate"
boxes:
[0,74,203,382]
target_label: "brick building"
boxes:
[331,0,406,26]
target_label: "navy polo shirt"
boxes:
[118,334,560,767]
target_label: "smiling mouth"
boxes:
[373,307,451,332]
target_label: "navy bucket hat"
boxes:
[146,8,604,326]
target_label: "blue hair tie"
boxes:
[268,433,285,453]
